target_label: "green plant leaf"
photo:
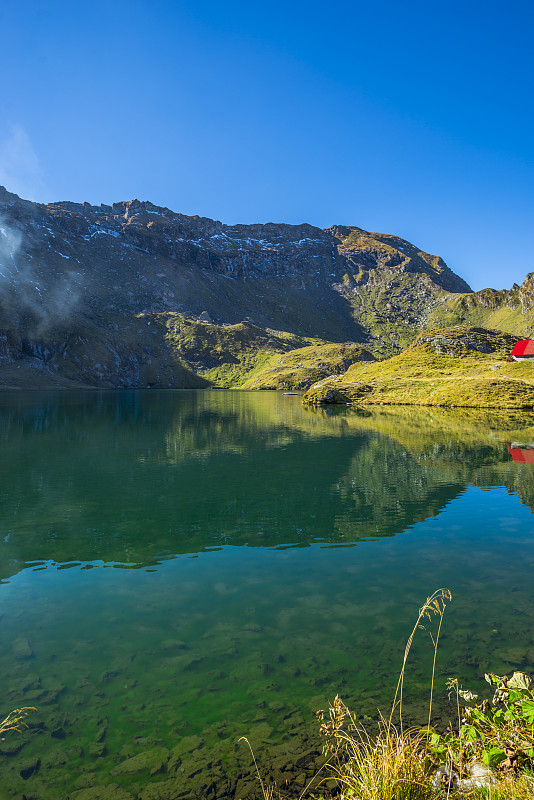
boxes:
[482,746,506,768]
[461,724,478,742]
[521,699,534,724]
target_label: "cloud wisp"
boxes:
[0,216,82,337]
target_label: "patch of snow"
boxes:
[82,226,121,241]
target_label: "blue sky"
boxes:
[0,0,532,291]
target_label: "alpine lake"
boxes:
[1,389,534,800]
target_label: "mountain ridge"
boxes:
[0,186,531,389]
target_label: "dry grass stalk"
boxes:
[316,589,453,799]
[0,707,36,740]
[389,588,452,732]
[238,736,277,800]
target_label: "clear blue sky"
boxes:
[0,0,532,291]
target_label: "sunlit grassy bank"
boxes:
[302,327,534,409]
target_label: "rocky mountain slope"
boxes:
[426,274,534,337]
[0,185,530,389]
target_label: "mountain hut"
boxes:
[509,340,534,361]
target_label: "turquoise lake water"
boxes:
[0,390,533,799]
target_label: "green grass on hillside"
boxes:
[302,327,534,409]
[161,314,327,387]
[242,342,375,390]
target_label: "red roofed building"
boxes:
[510,340,534,360]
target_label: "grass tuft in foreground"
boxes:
[316,589,451,799]
[318,701,434,800]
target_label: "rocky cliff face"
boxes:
[424,271,534,337]
[0,185,524,389]
[329,225,471,293]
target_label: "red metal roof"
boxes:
[509,447,534,464]
[511,340,534,356]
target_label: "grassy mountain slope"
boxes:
[0,311,373,392]
[241,343,376,390]
[302,326,534,409]
[0,187,477,389]
[161,315,327,387]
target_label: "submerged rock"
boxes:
[246,722,274,744]
[136,778,188,800]
[13,636,33,659]
[0,734,27,755]
[42,748,69,768]
[110,747,169,777]
[169,734,204,757]
[18,755,40,779]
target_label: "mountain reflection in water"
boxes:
[0,390,533,580]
